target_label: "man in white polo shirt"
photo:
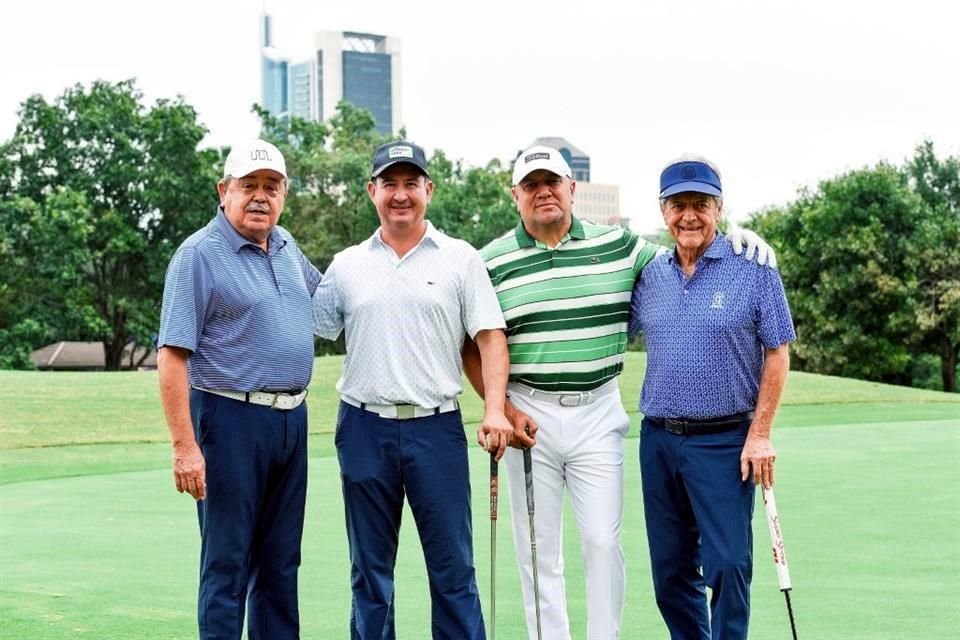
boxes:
[312,140,513,640]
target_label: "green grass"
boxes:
[1,354,958,638]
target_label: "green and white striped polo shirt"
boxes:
[481,216,663,392]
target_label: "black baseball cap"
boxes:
[370,140,430,179]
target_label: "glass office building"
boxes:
[259,17,401,134]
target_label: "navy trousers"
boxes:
[190,389,308,640]
[335,401,486,640]
[639,417,755,640]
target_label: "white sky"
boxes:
[4,0,958,234]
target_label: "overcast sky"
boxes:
[4,0,958,233]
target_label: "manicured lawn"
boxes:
[1,355,958,638]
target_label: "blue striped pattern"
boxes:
[159,209,321,391]
[630,234,795,418]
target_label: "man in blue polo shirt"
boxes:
[629,155,795,640]
[157,140,320,640]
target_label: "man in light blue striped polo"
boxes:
[463,145,774,640]
[630,156,794,640]
[157,139,320,640]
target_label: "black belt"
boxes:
[646,411,754,436]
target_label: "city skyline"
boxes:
[3,0,958,234]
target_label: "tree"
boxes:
[426,151,518,249]
[903,141,960,391]
[749,144,960,392]
[0,80,219,369]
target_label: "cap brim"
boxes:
[660,181,722,199]
[512,165,567,186]
[371,160,430,179]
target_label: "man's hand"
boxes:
[173,440,206,501]
[505,399,538,449]
[727,223,778,268]
[740,434,776,488]
[477,410,513,461]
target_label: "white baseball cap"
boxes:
[511,145,573,186]
[223,139,287,180]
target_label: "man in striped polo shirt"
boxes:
[158,140,319,640]
[463,145,774,640]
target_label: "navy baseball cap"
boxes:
[371,140,430,179]
[659,160,722,199]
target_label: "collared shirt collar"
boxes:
[215,206,284,255]
[513,215,586,249]
[370,220,442,251]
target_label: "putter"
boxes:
[489,452,498,640]
[762,486,798,640]
[523,446,543,640]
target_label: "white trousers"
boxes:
[505,381,630,640]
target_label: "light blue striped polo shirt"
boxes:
[158,208,321,391]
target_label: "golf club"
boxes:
[762,486,798,640]
[523,446,543,640]
[489,452,498,640]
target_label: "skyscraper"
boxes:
[260,15,402,135]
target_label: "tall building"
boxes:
[259,16,402,135]
[518,137,622,226]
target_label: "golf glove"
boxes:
[726,222,778,268]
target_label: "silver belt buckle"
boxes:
[395,405,415,420]
[559,394,582,407]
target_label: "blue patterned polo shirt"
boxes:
[629,233,795,419]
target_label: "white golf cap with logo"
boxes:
[223,139,287,180]
[512,145,573,186]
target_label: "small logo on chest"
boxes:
[710,291,726,309]
[589,256,600,264]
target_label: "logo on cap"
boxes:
[389,146,414,159]
[680,165,697,179]
[525,152,551,163]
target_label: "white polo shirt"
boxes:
[313,221,506,408]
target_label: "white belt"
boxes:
[341,395,460,420]
[509,378,619,407]
[194,387,308,411]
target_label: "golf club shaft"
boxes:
[762,486,798,639]
[523,447,543,640]
[490,453,498,640]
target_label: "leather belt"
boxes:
[509,378,618,408]
[194,387,308,411]
[341,396,460,420]
[647,411,754,436]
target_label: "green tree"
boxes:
[903,141,960,391]
[427,151,518,248]
[749,165,923,386]
[0,80,219,369]
[749,145,960,392]
[254,101,386,271]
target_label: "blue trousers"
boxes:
[639,417,755,640]
[335,402,486,640]
[190,389,308,640]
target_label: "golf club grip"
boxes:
[490,454,499,520]
[523,447,535,514]
[762,486,793,591]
